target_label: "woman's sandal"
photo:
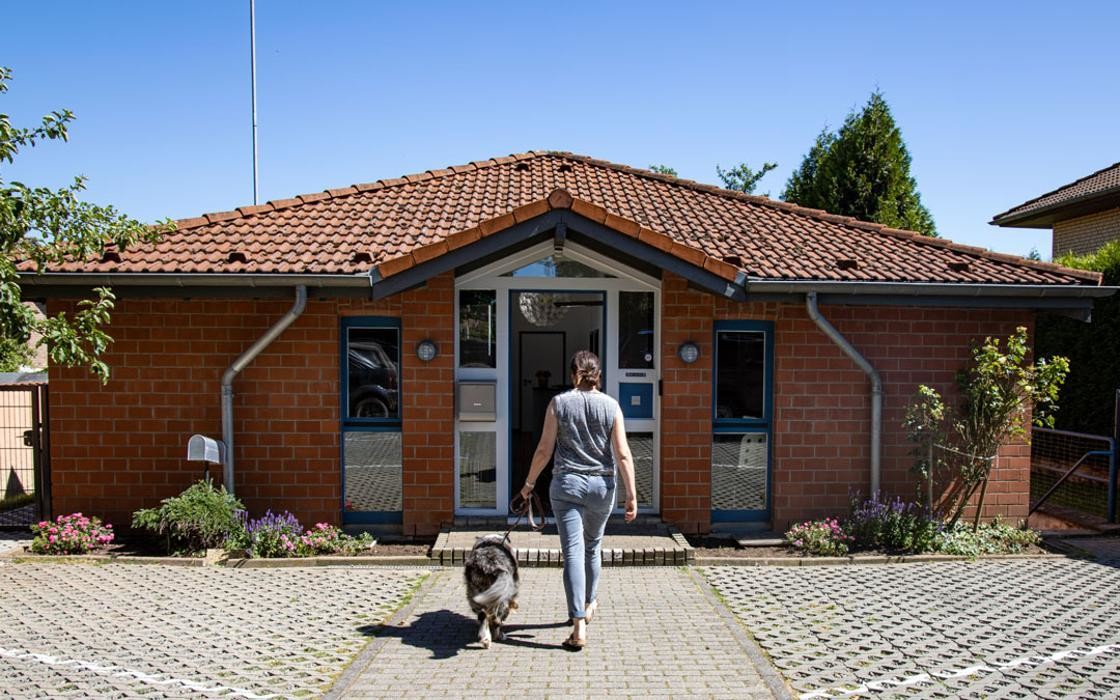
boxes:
[585,600,599,624]
[562,633,586,650]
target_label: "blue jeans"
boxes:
[550,472,615,620]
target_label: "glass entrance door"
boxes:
[509,290,605,506]
[453,241,661,516]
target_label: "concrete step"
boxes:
[432,522,692,567]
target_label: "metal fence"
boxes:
[0,384,48,528]
[1030,427,1117,523]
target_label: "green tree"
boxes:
[905,327,1068,528]
[1,67,167,380]
[1035,240,1120,435]
[648,164,678,177]
[716,161,777,195]
[782,91,937,236]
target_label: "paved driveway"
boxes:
[703,558,1120,698]
[0,563,426,698]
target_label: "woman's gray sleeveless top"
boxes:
[552,389,619,477]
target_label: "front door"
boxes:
[510,291,604,505]
[453,242,660,516]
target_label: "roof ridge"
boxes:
[173,151,549,231]
[543,152,1102,285]
[991,160,1120,223]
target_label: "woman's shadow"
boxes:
[358,610,569,659]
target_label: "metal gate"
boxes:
[0,384,49,529]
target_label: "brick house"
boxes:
[24,152,1109,536]
[992,161,1120,258]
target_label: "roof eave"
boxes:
[991,187,1120,228]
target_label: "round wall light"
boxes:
[677,341,700,364]
[416,339,439,362]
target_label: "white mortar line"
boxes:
[0,646,276,699]
[800,642,1120,699]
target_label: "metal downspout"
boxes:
[221,286,307,494]
[806,291,883,495]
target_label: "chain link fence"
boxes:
[1030,427,1116,522]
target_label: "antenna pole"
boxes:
[250,0,259,205]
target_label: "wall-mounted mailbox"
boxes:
[619,382,654,420]
[187,434,226,464]
[458,382,497,421]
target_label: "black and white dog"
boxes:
[463,533,520,649]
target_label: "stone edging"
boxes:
[693,551,1065,567]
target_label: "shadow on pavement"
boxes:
[359,609,571,658]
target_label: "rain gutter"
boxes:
[221,285,307,495]
[18,272,371,289]
[805,291,882,496]
[747,280,1112,298]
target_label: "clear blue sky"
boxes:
[5,1,1119,259]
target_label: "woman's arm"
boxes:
[611,407,638,523]
[519,401,558,499]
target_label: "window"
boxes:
[459,290,496,368]
[618,291,654,369]
[345,325,400,421]
[714,328,767,422]
[712,321,773,521]
[342,317,401,523]
[499,254,614,278]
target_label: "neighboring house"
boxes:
[22,152,1109,536]
[992,161,1120,258]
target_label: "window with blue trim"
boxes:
[712,320,773,521]
[341,317,402,522]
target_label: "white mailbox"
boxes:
[187,434,226,464]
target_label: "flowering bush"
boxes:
[236,510,306,558]
[300,522,375,556]
[845,492,941,553]
[785,518,852,556]
[228,513,376,558]
[30,513,114,555]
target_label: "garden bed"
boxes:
[684,534,1054,561]
[9,532,436,561]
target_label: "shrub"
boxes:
[30,513,114,554]
[785,518,852,556]
[845,492,941,553]
[131,480,245,555]
[230,514,376,558]
[238,510,306,558]
[934,519,1040,557]
[300,522,374,556]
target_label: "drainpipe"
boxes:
[221,285,307,494]
[805,291,883,495]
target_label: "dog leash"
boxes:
[503,491,546,542]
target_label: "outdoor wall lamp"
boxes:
[677,341,700,364]
[416,339,439,362]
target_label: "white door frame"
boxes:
[454,241,661,516]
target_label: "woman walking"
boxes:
[519,350,637,650]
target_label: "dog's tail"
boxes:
[472,572,517,606]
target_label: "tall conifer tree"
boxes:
[782,92,937,236]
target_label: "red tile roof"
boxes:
[992,161,1120,227]
[40,151,1100,286]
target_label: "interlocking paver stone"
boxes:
[0,563,427,698]
[329,567,784,699]
[703,559,1120,699]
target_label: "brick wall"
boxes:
[47,276,455,536]
[48,270,1036,537]
[659,272,1034,533]
[1052,208,1120,258]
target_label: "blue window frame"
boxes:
[712,320,774,522]
[340,317,402,524]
